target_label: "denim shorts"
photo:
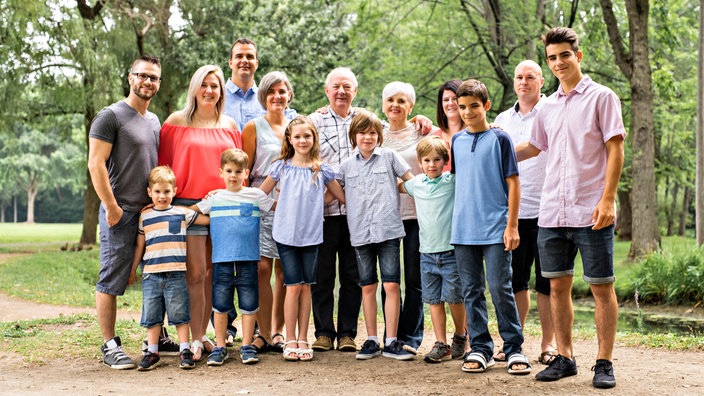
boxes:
[211,261,259,314]
[97,204,139,296]
[354,238,401,286]
[420,250,463,305]
[140,271,190,328]
[537,225,615,284]
[173,198,208,236]
[276,243,319,285]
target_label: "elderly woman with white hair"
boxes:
[380,81,428,354]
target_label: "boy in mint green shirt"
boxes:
[399,135,466,364]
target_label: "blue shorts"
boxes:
[537,225,615,284]
[212,261,259,314]
[354,239,401,286]
[276,243,318,286]
[420,251,463,305]
[97,204,139,296]
[140,271,190,328]
[173,198,208,236]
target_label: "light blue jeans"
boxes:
[454,244,524,361]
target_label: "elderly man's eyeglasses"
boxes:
[131,72,162,83]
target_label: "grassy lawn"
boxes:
[0,223,702,359]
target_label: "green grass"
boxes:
[0,223,84,244]
[0,249,143,311]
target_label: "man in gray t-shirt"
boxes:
[87,55,162,370]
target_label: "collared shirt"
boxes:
[309,106,357,216]
[337,147,410,246]
[494,95,547,219]
[404,172,455,253]
[224,79,296,131]
[530,75,626,228]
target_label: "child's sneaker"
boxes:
[137,351,160,371]
[424,341,451,363]
[382,340,414,361]
[179,349,195,369]
[206,346,229,366]
[355,339,381,360]
[140,328,180,356]
[450,332,467,359]
[240,345,259,365]
[101,336,136,370]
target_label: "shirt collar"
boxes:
[226,79,258,95]
[557,75,592,97]
[512,94,546,114]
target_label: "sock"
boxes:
[368,336,379,345]
[148,344,159,354]
[180,342,190,352]
[385,337,397,347]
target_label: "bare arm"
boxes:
[258,175,277,195]
[193,213,210,226]
[592,136,625,230]
[399,171,414,182]
[241,121,257,186]
[504,175,520,251]
[88,137,122,226]
[128,233,146,285]
[398,180,407,194]
[514,142,541,162]
[325,179,346,205]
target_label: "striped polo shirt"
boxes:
[138,206,198,273]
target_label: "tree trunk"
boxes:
[680,185,693,236]
[667,182,679,236]
[616,189,632,241]
[13,196,17,223]
[26,185,37,224]
[80,90,99,246]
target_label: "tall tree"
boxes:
[599,0,660,258]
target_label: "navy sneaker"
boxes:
[179,349,195,369]
[536,355,578,381]
[206,347,229,366]
[240,345,259,365]
[355,340,381,360]
[141,327,180,356]
[137,351,160,371]
[592,359,616,389]
[382,340,414,361]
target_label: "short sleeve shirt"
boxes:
[337,147,410,246]
[197,188,275,262]
[404,172,455,253]
[138,206,198,273]
[530,76,626,227]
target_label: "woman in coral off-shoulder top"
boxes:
[158,64,241,361]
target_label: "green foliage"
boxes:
[632,247,704,305]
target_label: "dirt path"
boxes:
[1,252,703,395]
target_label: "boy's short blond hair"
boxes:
[416,135,449,163]
[221,148,249,168]
[349,109,383,149]
[148,166,176,188]
[457,79,489,105]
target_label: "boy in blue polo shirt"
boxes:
[399,136,467,363]
[451,79,530,375]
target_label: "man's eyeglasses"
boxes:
[131,72,162,83]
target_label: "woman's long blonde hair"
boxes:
[183,65,227,125]
[276,115,323,183]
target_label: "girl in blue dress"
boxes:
[259,116,345,361]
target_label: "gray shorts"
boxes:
[96,204,139,296]
[259,211,279,259]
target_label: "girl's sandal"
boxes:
[191,339,204,362]
[297,340,314,361]
[201,335,215,354]
[283,341,299,361]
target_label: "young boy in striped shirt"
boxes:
[129,166,209,371]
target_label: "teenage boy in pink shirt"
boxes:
[516,27,625,389]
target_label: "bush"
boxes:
[632,247,704,305]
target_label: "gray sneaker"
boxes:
[424,341,451,363]
[101,336,136,370]
[450,333,467,359]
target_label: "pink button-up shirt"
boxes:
[530,76,626,228]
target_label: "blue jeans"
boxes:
[212,261,259,314]
[140,271,190,328]
[420,251,463,305]
[454,244,524,361]
[538,225,615,284]
[277,243,319,285]
[354,238,401,286]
